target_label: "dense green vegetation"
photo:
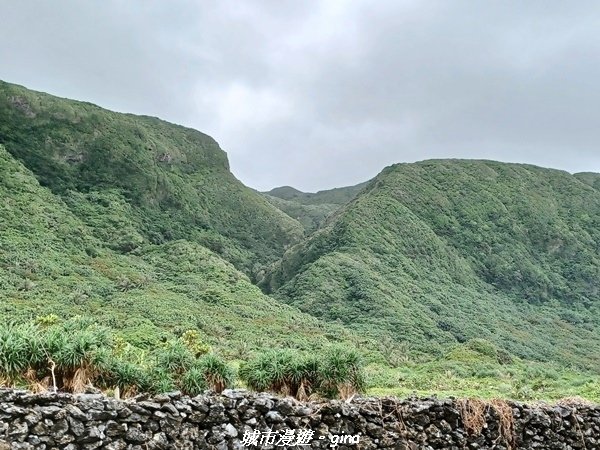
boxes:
[0,80,303,275]
[367,338,600,402]
[0,95,362,359]
[239,346,365,400]
[264,182,368,232]
[0,316,368,400]
[0,317,234,395]
[575,172,600,191]
[1,81,600,402]
[262,160,600,373]
[267,183,368,205]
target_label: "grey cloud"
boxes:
[1,0,599,191]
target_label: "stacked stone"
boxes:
[0,388,599,449]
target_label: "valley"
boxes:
[0,81,599,402]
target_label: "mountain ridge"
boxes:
[2,80,600,377]
[261,159,600,370]
[0,80,305,275]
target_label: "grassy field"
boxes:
[365,342,600,403]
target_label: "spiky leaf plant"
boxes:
[0,323,43,380]
[196,354,234,393]
[239,349,320,399]
[144,367,176,394]
[180,366,208,396]
[155,340,194,375]
[319,346,365,399]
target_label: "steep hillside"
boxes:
[264,182,368,231]
[576,172,600,191]
[262,195,338,232]
[0,144,360,354]
[267,182,368,205]
[0,81,303,274]
[2,80,600,398]
[262,160,600,370]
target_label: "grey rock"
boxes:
[64,404,90,421]
[0,389,597,449]
[150,432,169,449]
[67,416,85,436]
[104,441,127,450]
[125,426,150,443]
[23,411,42,426]
[265,410,285,423]
[224,423,238,437]
[137,401,161,410]
[78,427,104,443]
[50,418,69,438]
[105,420,128,437]
[8,419,29,441]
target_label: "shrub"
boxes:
[0,323,43,379]
[195,354,234,393]
[143,367,176,394]
[35,314,60,327]
[240,347,364,400]
[180,366,207,396]
[155,340,194,375]
[239,349,319,398]
[319,346,365,399]
[465,339,499,359]
[0,319,113,393]
[180,330,211,357]
[99,358,147,394]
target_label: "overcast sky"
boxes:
[2,1,600,191]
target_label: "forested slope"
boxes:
[2,80,600,389]
[0,82,364,357]
[264,182,368,232]
[0,81,303,275]
[262,160,600,370]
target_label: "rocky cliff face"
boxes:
[0,389,598,449]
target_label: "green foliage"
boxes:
[264,182,368,232]
[264,160,600,372]
[180,330,211,357]
[2,81,600,402]
[0,317,235,395]
[193,354,235,393]
[239,347,364,399]
[100,358,147,392]
[143,367,176,394]
[239,349,318,396]
[266,183,368,206]
[0,141,358,359]
[0,318,111,391]
[0,323,42,377]
[155,341,194,375]
[35,314,60,327]
[366,344,600,403]
[180,366,208,396]
[318,346,365,398]
[0,80,304,275]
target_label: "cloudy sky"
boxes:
[2,1,600,191]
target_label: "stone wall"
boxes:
[0,388,598,449]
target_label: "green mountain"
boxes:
[0,82,361,356]
[267,183,368,204]
[2,80,600,397]
[575,172,600,191]
[0,81,303,275]
[261,160,600,370]
[264,182,368,231]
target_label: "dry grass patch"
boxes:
[458,398,516,449]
